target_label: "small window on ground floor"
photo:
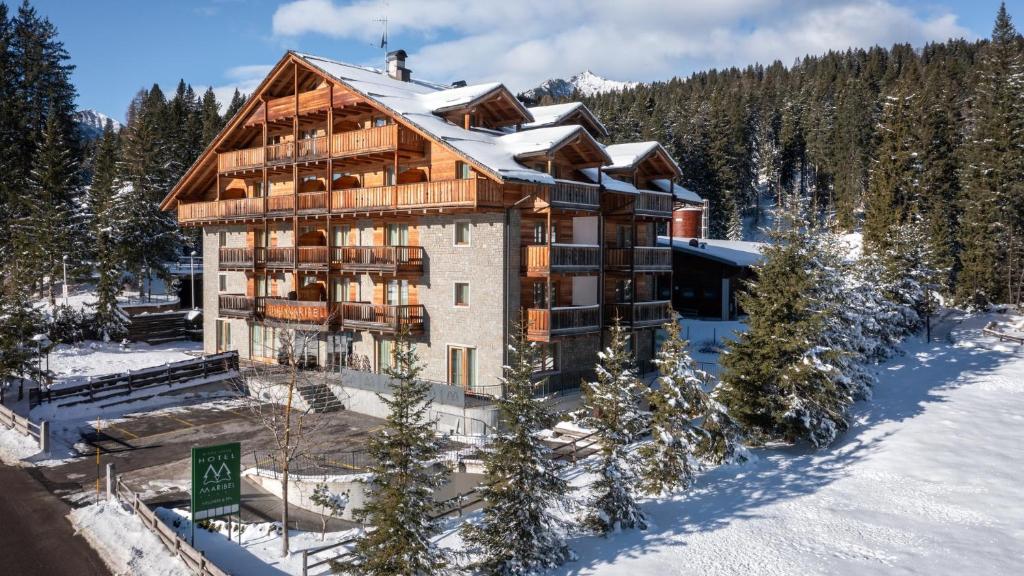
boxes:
[454,282,470,307]
[216,319,231,352]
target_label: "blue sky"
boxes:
[25,0,1020,121]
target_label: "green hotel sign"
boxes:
[191,442,241,521]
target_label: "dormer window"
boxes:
[373,117,388,128]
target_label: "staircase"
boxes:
[125,310,191,344]
[296,382,345,413]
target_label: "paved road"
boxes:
[0,464,110,576]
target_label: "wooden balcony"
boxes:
[296,136,329,162]
[265,141,294,165]
[331,178,502,214]
[296,191,327,213]
[339,303,425,334]
[522,244,600,275]
[550,179,600,210]
[218,147,264,173]
[526,305,601,341]
[260,297,331,325]
[605,246,672,271]
[296,246,329,269]
[219,247,254,269]
[178,178,503,225]
[265,247,295,268]
[219,295,255,318]
[331,124,425,158]
[605,300,672,328]
[247,86,332,124]
[331,246,424,275]
[636,190,673,218]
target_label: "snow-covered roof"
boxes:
[658,237,766,268]
[652,178,703,204]
[418,82,504,112]
[497,125,604,160]
[580,168,638,193]
[522,102,609,136]
[299,53,559,184]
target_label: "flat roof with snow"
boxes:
[658,236,766,268]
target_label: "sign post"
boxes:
[190,442,241,546]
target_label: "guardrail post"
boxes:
[302,550,309,576]
[39,420,49,453]
[106,463,116,501]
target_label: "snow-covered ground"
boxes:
[543,312,1024,575]
[48,340,202,389]
[69,501,191,576]
[0,424,40,466]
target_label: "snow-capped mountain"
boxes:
[521,70,638,102]
[74,109,123,140]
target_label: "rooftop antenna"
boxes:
[375,1,389,70]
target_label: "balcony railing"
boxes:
[265,247,294,268]
[296,136,329,161]
[605,246,672,271]
[606,300,672,327]
[332,178,502,213]
[260,297,331,324]
[636,190,673,217]
[218,146,264,173]
[550,179,600,210]
[339,303,425,333]
[522,244,600,274]
[219,247,254,269]
[331,246,424,275]
[219,295,255,318]
[296,246,329,268]
[331,124,424,157]
[526,305,601,340]
[297,191,328,213]
[266,141,294,165]
[178,179,503,224]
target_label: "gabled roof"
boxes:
[420,82,533,128]
[523,102,609,138]
[580,167,638,194]
[604,141,682,177]
[499,125,611,165]
[652,178,703,204]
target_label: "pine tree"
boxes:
[717,211,848,447]
[341,330,448,576]
[637,320,701,495]
[462,319,570,575]
[957,3,1024,307]
[581,318,647,534]
[199,87,222,146]
[224,88,246,122]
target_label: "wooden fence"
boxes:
[113,477,230,576]
[0,402,47,451]
[30,352,239,409]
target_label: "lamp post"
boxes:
[62,254,69,307]
[190,250,198,309]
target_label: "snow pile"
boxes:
[0,425,40,465]
[68,501,190,576]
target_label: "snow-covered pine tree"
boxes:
[462,318,570,575]
[581,317,647,534]
[957,3,1024,307]
[726,195,744,241]
[638,319,701,495]
[718,212,848,447]
[341,330,448,576]
[86,120,119,242]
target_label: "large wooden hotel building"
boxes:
[161,50,684,395]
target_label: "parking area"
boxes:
[35,399,385,507]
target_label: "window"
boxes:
[254,229,267,248]
[385,166,395,186]
[386,279,409,306]
[615,279,633,303]
[616,225,633,248]
[386,224,408,246]
[255,275,267,298]
[533,342,559,374]
[218,273,228,293]
[373,117,388,127]
[454,221,471,246]
[456,161,472,180]
[302,274,317,287]
[332,225,349,247]
[531,281,558,308]
[252,181,264,198]
[448,346,477,389]
[216,319,231,352]
[454,282,470,307]
[377,338,394,373]
[218,231,227,247]
[532,222,555,244]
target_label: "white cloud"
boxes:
[271,0,975,90]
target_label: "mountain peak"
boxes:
[521,70,638,102]
[74,109,123,141]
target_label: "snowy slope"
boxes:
[74,109,123,140]
[544,312,1024,575]
[522,70,637,101]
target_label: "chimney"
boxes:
[387,49,411,81]
[451,80,467,88]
